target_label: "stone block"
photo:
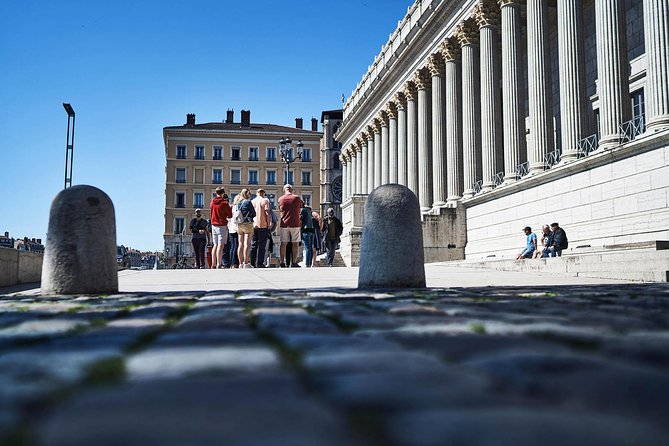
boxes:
[613,196,639,216]
[637,188,668,212]
[591,201,615,220]
[590,164,613,185]
[600,178,625,201]
[623,173,651,195]
[612,158,638,180]
[635,149,663,173]
[650,166,669,189]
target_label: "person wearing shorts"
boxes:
[278,184,303,267]
[236,188,256,268]
[209,186,232,269]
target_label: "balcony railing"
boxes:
[212,179,222,184]
[194,155,205,160]
[193,203,203,209]
[473,180,483,195]
[176,179,186,184]
[231,180,241,185]
[266,180,276,185]
[619,115,645,144]
[175,203,185,208]
[267,156,276,162]
[176,154,186,160]
[515,162,530,178]
[231,156,241,161]
[577,134,599,159]
[213,155,222,161]
[302,181,311,186]
[249,157,259,161]
[493,171,505,187]
[249,180,259,185]
[545,149,561,169]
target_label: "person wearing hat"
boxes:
[321,208,343,267]
[190,208,209,269]
[278,183,303,267]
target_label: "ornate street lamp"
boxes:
[279,137,303,185]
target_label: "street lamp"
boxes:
[279,137,303,185]
[63,103,75,189]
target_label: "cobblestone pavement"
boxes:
[1,284,668,445]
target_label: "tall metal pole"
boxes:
[63,103,76,189]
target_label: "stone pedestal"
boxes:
[340,195,367,267]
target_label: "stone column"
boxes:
[442,38,464,202]
[350,149,358,196]
[428,53,447,207]
[474,0,502,192]
[373,120,382,189]
[355,140,364,194]
[341,155,348,201]
[365,129,375,193]
[499,0,526,182]
[415,68,433,212]
[456,19,482,199]
[527,0,555,172]
[595,0,631,149]
[395,92,408,186]
[557,0,587,161]
[644,0,669,131]
[405,82,419,196]
[387,102,399,184]
[361,133,369,194]
[380,111,390,184]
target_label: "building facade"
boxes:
[319,109,344,218]
[163,110,322,266]
[337,0,669,265]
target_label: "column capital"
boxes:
[413,68,432,90]
[455,18,480,46]
[377,110,389,126]
[498,0,524,7]
[427,53,445,76]
[403,81,418,101]
[474,0,500,28]
[440,37,461,62]
[363,128,374,142]
[385,102,398,119]
[354,138,364,153]
[371,119,382,134]
[394,91,407,109]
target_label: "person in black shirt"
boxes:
[547,222,568,257]
[190,209,209,268]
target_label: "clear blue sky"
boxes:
[0,0,411,251]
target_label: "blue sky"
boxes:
[0,0,411,251]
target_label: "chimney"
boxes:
[186,113,196,126]
[295,118,303,129]
[37,238,42,244]
[226,109,234,124]
[311,117,318,131]
[3,232,8,238]
[241,110,251,127]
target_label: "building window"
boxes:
[248,170,259,185]
[266,170,276,185]
[266,147,276,161]
[176,168,186,183]
[231,146,241,161]
[333,153,340,170]
[175,192,185,208]
[267,194,276,209]
[212,169,222,184]
[631,89,645,125]
[193,192,204,209]
[194,145,205,160]
[249,147,259,161]
[301,171,311,185]
[174,217,185,235]
[231,169,241,184]
[302,148,312,162]
[176,145,186,160]
[302,194,311,207]
[285,171,294,185]
[213,145,223,160]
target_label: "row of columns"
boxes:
[341,0,669,208]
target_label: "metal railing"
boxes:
[213,155,222,161]
[212,179,222,184]
[515,162,530,178]
[176,179,186,184]
[545,149,561,169]
[619,115,645,144]
[473,180,483,195]
[577,134,599,159]
[493,171,505,187]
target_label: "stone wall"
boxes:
[423,204,467,263]
[0,248,43,287]
[464,131,669,259]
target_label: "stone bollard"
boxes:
[41,185,118,295]
[358,184,426,288]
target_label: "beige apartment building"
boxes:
[163,110,322,266]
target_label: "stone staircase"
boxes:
[313,251,347,267]
[451,241,669,282]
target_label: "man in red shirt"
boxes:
[278,184,303,267]
[209,186,232,269]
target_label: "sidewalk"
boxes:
[1,267,668,445]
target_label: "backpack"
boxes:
[236,200,255,224]
[301,208,314,230]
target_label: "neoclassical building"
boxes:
[337,0,669,265]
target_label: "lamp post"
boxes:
[165,247,170,267]
[279,137,303,185]
[63,103,76,189]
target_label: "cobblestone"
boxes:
[0,283,668,445]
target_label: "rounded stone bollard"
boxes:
[358,184,426,288]
[41,185,118,295]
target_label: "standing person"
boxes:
[236,188,256,268]
[300,205,315,267]
[189,209,209,269]
[227,194,241,268]
[312,211,322,266]
[250,188,271,268]
[546,222,568,257]
[321,208,343,267]
[209,187,232,269]
[278,184,303,268]
[516,226,537,260]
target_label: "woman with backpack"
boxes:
[300,205,315,267]
[236,189,256,268]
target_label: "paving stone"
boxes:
[386,408,669,446]
[0,319,87,340]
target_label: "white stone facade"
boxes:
[336,0,669,264]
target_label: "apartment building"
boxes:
[163,109,322,266]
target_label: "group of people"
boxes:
[188,184,343,269]
[517,222,569,260]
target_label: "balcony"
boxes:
[175,203,185,208]
[302,181,312,186]
[231,156,241,161]
[176,179,186,184]
[249,156,259,162]
[193,204,204,209]
[212,179,223,184]
[231,180,241,185]
[266,180,276,185]
[194,155,205,160]
[249,180,259,185]
[213,155,223,161]
[619,115,645,144]
[176,154,186,160]
[266,156,276,162]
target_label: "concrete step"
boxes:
[314,252,347,267]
